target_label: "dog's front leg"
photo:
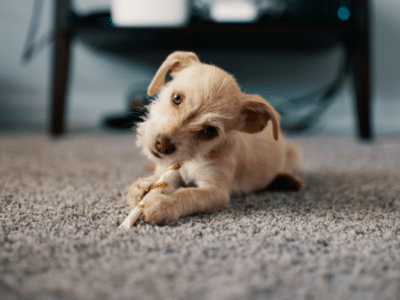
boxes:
[127,174,159,209]
[141,186,230,225]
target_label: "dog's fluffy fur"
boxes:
[128,51,302,225]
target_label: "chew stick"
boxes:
[119,164,182,229]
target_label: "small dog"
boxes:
[128,51,302,225]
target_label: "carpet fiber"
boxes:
[1,132,400,300]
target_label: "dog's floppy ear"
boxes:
[147,51,200,96]
[237,94,281,141]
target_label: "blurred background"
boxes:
[0,0,399,136]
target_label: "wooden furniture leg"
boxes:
[353,0,372,140]
[353,35,372,139]
[50,32,71,136]
[50,0,72,136]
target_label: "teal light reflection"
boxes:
[338,7,350,21]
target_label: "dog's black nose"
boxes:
[155,135,176,155]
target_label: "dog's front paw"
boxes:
[127,178,154,209]
[141,194,179,226]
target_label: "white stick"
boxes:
[119,164,182,229]
[118,205,143,229]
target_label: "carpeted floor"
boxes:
[1,132,400,300]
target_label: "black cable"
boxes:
[275,50,349,131]
[21,0,53,63]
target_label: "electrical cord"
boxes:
[273,51,349,131]
[21,0,53,63]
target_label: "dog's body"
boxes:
[127,51,302,225]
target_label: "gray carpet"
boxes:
[1,132,400,300]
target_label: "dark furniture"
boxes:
[51,0,372,139]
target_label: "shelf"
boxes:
[67,13,362,54]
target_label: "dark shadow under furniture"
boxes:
[51,0,372,139]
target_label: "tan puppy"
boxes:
[127,51,302,225]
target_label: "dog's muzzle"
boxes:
[153,134,176,157]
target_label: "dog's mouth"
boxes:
[149,147,162,159]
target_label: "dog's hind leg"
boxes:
[266,173,303,192]
[283,141,302,174]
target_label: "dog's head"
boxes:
[136,51,280,164]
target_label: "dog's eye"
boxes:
[202,126,218,139]
[172,93,184,105]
